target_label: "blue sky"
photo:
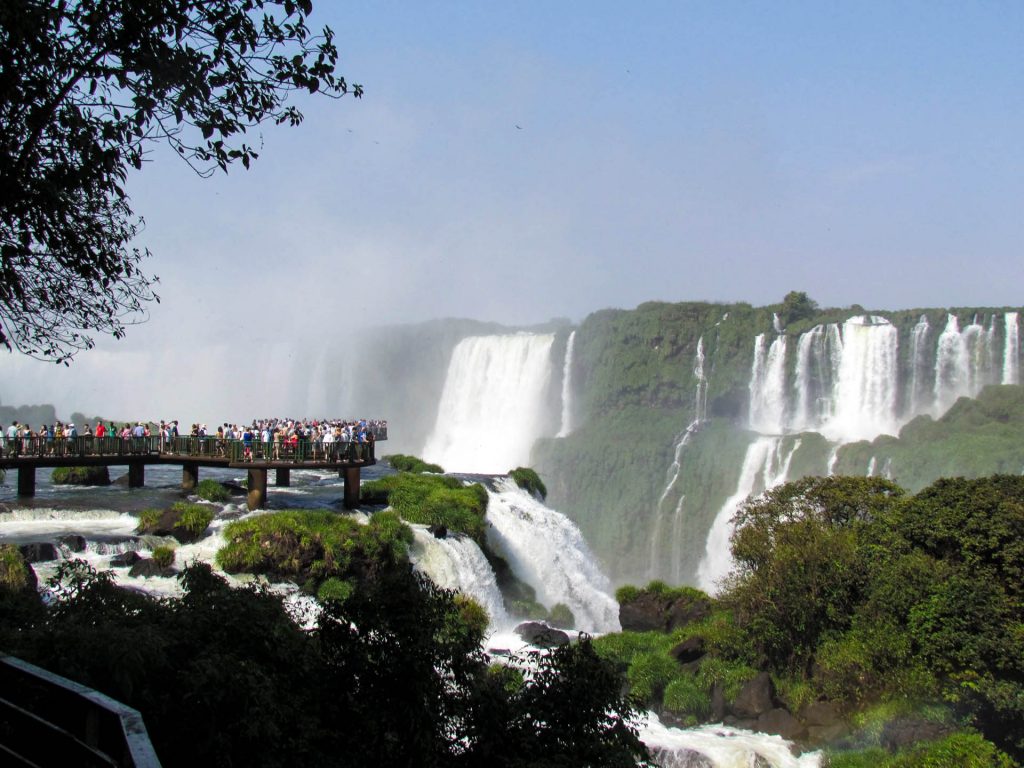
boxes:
[3,1,1023,417]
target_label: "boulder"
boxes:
[807,722,848,744]
[128,559,176,579]
[710,681,727,721]
[514,621,570,648]
[619,589,711,633]
[669,636,706,664]
[757,708,805,741]
[801,700,842,727]
[57,534,87,553]
[137,504,216,544]
[19,542,58,563]
[731,672,776,719]
[880,717,954,752]
[51,466,111,486]
[428,524,448,539]
[110,551,142,568]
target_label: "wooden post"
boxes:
[182,463,199,492]
[128,462,145,489]
[343,466,360,510]
[247,468,268,510]
[276,468,290,487]
[17,466,35,497]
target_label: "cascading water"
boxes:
[485,477,619,633]
[908,315,931,417]
[933,313,1000,416]
[640,715,821,768]
[556,330,577,438]
[422,334,556,473]
[696,436,800,593]
[748,334,788,434]
[1004,311,1020,385]
[409,526,509,628]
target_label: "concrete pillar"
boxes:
[247,468,268,510]
[276,468,290,487]
[182,463,199,492]
[128,462,145,489]
[17,466,35,497]
[343,466,361,510]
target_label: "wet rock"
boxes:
[619,589,711,633]
[110,551,142,568]
[648,746,713,768]
[19,542,58,563]
[669,636,706,664]
[514,621,570,648]
[128,559,176,579]
[428,524,448,539]
[757,708,805,741]
[731,672,776,719]
[57,534,87,553]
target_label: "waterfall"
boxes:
[485,478,619,633]
[933,313,1000,416]
[866,456,876,477]
[772,312,783,333]
[696,436,800,593]
[791,326,822,431]
[908,315,931,417]
[1005,312,1020,385]
[422,334,556,473]
[822,316,900,442]
[410,526,509,629]
[694,336,708,422]
[556,331,577,438]
[640,715,821,768]
[748,334,788,433]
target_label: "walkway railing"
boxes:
[1,434,379,464]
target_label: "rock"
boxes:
[801,700,842,727]
[128,559,176,579]
[710,681,727,721]
[648,746,713,768]
[57,534,87,553]
[619,589,711,633]
[807,722,848,744]
[751,755,772,768]
[428,524,448,539]
[669,636,706,664]
[514,621,570,648]
[880,717,954,752]
[19,542,58,563]
[137,504,216,544]
[731,672,776,719]
[221,481,247,497]
[757,708,805,741]
[109,551,142,568]
[51,466,111,486]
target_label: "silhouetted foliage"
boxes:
[0,0,359,360]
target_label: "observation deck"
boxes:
[0,430,387,510]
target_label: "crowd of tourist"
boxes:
[1,417,388,462]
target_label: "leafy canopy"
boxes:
[0,0,359,360]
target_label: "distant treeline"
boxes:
[0,401,113,429]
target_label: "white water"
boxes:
[748,334,788,434]
[1003,311,1020,385]
[410,525,510,629]
[933,313,999,415]
[485,478,619,633]
[640,714,821,768]
[556,331,577,438]
[908,315,931,417]
[423,334,556,473]
[697,436,799,593]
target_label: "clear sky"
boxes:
[3,1,1023,418]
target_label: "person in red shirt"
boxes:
[95,421,106,438]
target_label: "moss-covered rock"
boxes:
[51,466,111,485]
[616,581,712,633]
[508,467,547,499]
[360,474,488,544]
[195,478,231,503]
[216,509,413,592]
[384,454,444,474]
[0,544,37,595]
[136,501,215,543]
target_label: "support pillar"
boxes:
[182,462,199,492]
[17,466,35,497]
[247,468,268,510]
[343,466,361,510]
[128,461,145,489]
[276,468,290,487]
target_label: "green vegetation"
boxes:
[827,732,1015,768]
[547,602,575,629]
[173,502,215,536]
[0,559,651,766]
[508,467,547,499]
[0,544,31,592]
[195,479,231,503]
[51,466,111,485]
[151,546,175,569]
[216,510,414,593]
[360,474,489,544]
[136,508,162,531]
[384,454,444,473]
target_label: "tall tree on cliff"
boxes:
[0,0,359,362]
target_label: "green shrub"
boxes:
[663,676,711,724]
[508,467,547,499]
[195,479,231,502]
[0,544,30,592]
[172,502,215,536]
[51,466,111,485]
[454,594,489,638]
[627,649,680,702]
[547,603,575,629]
[694,656,759,702]
[317,577,353,604]
[136,508,162,532]
[152,546,175,569]
[828,731,1014,768]
[384,454,444,474]
[593,631,674,669]
[217,509,413,592]
[361,474,488,544]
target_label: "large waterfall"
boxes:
[556,330,577,438]
[422,334,556,473]
[1003,311,1020,385]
